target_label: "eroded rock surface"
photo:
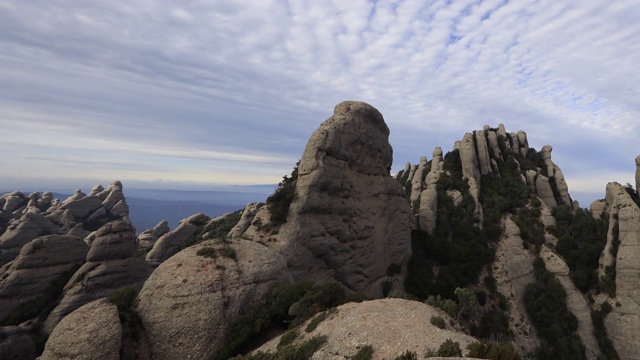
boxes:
[39,298,121,360]
[273,101,412,297]
[253,298,479,359]
[137,239,293,360]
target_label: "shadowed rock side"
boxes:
[275,101,412,297]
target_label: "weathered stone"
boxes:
[0,326,35,360]
[0,213,59,267]
[410,156,428,202]
[43,257,152,334]
[517,130,529,157]
[432,147,443,172]
[85,220,136,262]
[40,298,121,360]
[418,188,438,234]
[459,133,480,183]
[540,246,599,360]
[145,213,208,264]
[59,196,101,220]
[137,240,292,360]
[494,216,538,353]
[636,156,640,195]
[227,203,261,238]
[271,101,412,297]
[487,130,501,159]
[0,235,88,321]
[2,192,27,213]
[252,298,478,359]
[535,175,557,208]
[475,129,492,175]
[509,132,519,154]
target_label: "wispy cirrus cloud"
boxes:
[0,0,638,205]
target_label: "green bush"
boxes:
[305,308,335,333]
[266,162,299,226]
[196,246,217,258]
[524,258,585,360]
[277,330,298,348]
[466,341,521,360]
[430,315,446,329]
[352,345,374,360]
[235,335,327,360]
[436,339,462,357]
[393,350,418,360]
[219,246,237,259]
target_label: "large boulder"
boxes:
[0,234,88,321]
[276,101,412,297]
[252,298,479,359]
[39,298,121,360]
[145,213,209,264]
[137,239,293,360]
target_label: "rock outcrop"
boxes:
[43,221,152,334]
[39,298,121,360]
[261,101,413,297]
[137,239,293,360]
[593,180,640,360]
[0,326,35,360]
[540,246,599,360]
[493,216,539,353]
[145,213,209,265]
[0,234,89,321]
[252,298,479,359]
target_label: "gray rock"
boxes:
[487,130,501,159]
[85,220,136,262]
[0,213,59,267]
[509,132,519,154]
[40,298,121,360]
[535,175,557,208]
[145,213,208,264]
[410,156,428,202]
[0,326,35,360]
[272,101,412,297]
[227,203,261,238]
[459,133,480,183]
[432,147,443,172]
[59,196,102,220]
[475,129,492,175]
[517,130,529,156]
[2,192,27,213]
[137,240,292,360]
[43,257,152,334]
[0,234,88,321]
[418,188,438,234]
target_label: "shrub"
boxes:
[305,308,335,333]
[393,350,418,360]
[466,341,521,360]
[352,345,374,360]
[219,246,237,259]
[266,162,299,226]
[430,315,446,329]
[196,246,217,258]
[277,330,298,348]
[425,295,457,318]
[436,339,462,357]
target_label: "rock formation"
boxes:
[249,101,413,297]
[137,239,292,360]
[0,234,89,321]
[43,220,152,334]
[145,213,209,265]
[593,180,640,359]
[252,298,479,359]
[39,298,121,360]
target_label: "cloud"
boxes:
[1,0,639,206]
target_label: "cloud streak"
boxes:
[1,0,639,205]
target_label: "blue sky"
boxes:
[1,0,639,207]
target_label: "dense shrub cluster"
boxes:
[266,162,299,226]
[466,341,521,360]
[108,287,142,340]
[424,338,462,357]
[524,258,585,360]
[550,205,608,292]
[234,335,327,360]
[591,309,620,360]
[216,280,354,359]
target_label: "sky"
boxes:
[1,0,639,207]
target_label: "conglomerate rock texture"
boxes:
[276,101,412,297]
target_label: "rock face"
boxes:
[0,181,133,267]
[39,298,121,360]
[43,221,152,334]
[0,234,89,321]
[540,246,599,360]
[145,213,209,265]
[0,326,35,360]
[252,298,479,359]
[137,239,293,360]
[594,181,640,359]
[493,216,539,353]
[271,101,412,297]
